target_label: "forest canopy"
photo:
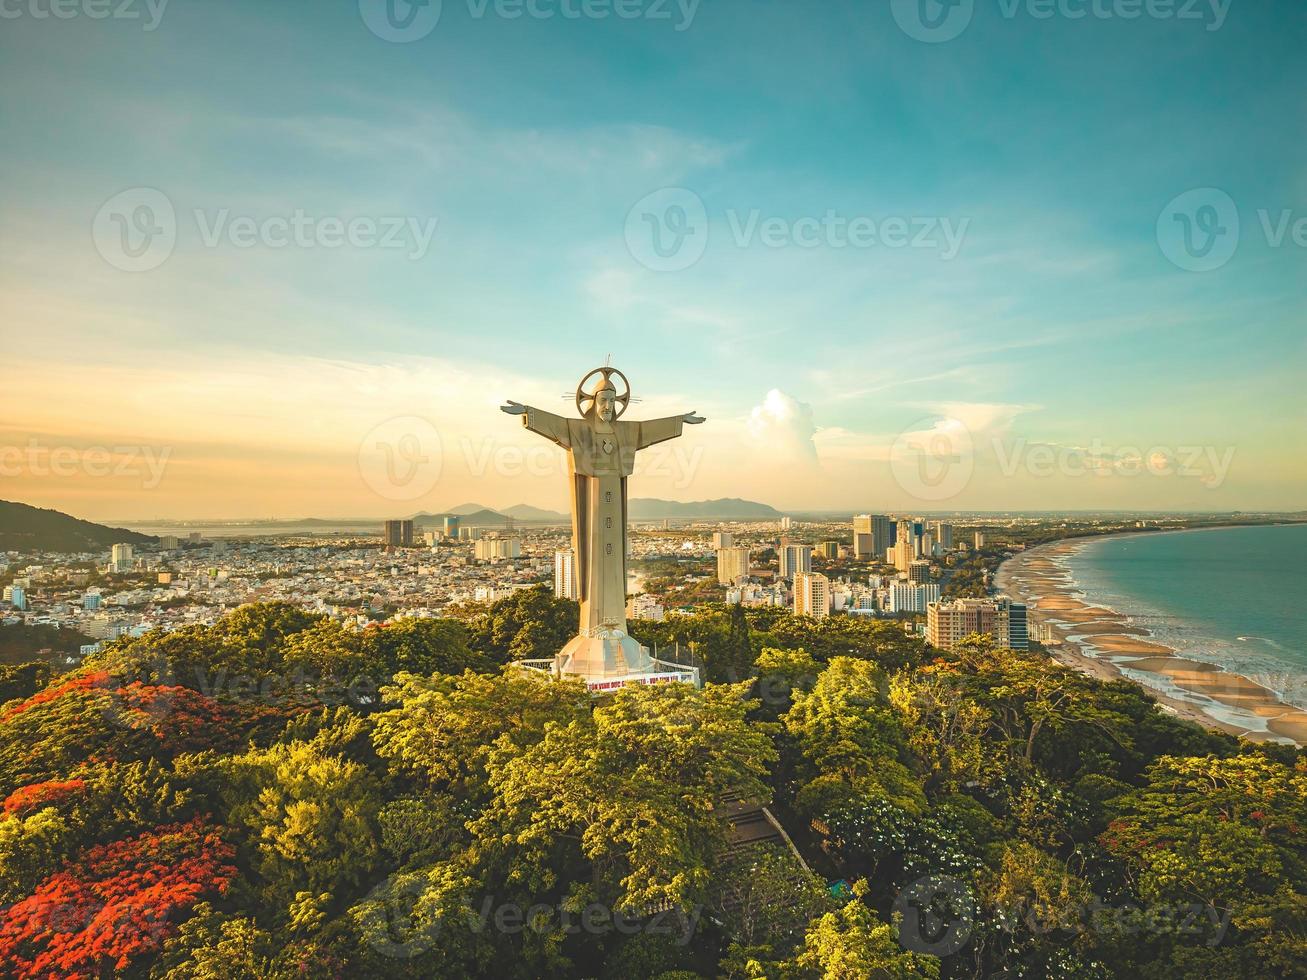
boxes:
[0,592,1303,978]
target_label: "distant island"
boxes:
[0,500,157,553]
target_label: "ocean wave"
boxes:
[1239,635,1287,651]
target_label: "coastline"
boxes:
[994,530,1307,746]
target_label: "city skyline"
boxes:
[2,2,1304,519]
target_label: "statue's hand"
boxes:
[683,411,706,425]
[500,400,528,416]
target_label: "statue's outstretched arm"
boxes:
[634,411,706,450]
[501,399,571,448]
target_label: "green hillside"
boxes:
[0,500,157,553]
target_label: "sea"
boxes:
[1062,524,1307,710]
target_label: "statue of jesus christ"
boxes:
[501,366,704,682]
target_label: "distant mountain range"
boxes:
[409,498,781,525]
[628,498,783,519]
[0,501,158,553]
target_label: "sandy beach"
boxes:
[995,535,1307,746]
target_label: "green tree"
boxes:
[371,668,591,798]
[471,681,778,915]
[765,883,940,979]
[218,738,384,913]
[784,658,921,815]
[1101,752,1307,973]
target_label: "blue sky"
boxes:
[1,0,1303,517]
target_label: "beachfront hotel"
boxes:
[927,596,1029,652]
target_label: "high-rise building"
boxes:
[474,537,521,562]
[627,594,665,621]
[930,521,954,551]
[779,544,812,580]
[8,586,26,611]
[974,531,987,549]
[1007,600,1029,651]
[110,543,134,573]
[885,581,941,613]
[712,531,734,550]
[852,514,873,558]
[83,593,102,611]
[458,525,482,542]
[442,515,461,537]
[793,571,830,619]
[853,514,892,559]
[554,549,577,599]
[892,520,915,572]
[818,540,840,559]
[927,596,1027,651]
[717,546,752,586]
[159,535,180,551]
[908,559,931,583]
[384,520,415,548]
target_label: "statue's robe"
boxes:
[521,407,684,637]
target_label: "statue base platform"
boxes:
[518,626,699,694]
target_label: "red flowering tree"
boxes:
[0,671,239,795]
[0,818,237,979]
[2,780,87,818]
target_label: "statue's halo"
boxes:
[576,366,631,419]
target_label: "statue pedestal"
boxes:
[518,627,699,694]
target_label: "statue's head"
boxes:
[593,378,617,422]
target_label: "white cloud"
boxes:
[746,389,817,462]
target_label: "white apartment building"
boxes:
[793,571,830,619]
[553,549,576,599]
